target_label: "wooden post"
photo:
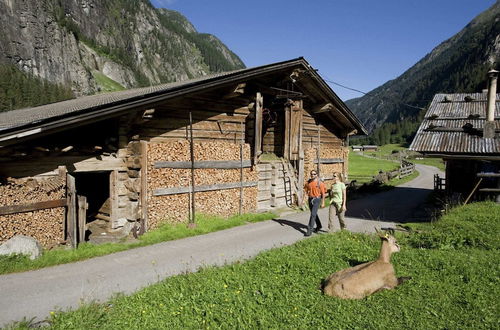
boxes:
[189,111,196,226]
[140,140,148,234]
[66,173,77,248]
[239,143,243,215]
[284,100,291,159]
[316,126,321,175]
[254,92,263,164]
[77,195,87,244]
[110,170,118,229]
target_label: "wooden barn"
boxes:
[0,58,366,248]
[410,69,500,203]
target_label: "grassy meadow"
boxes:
[361,143,446,172]
[11,201,497,329]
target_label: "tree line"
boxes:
[0,64,74,113]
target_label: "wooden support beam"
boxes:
[154,181,258,196]
[312,103,335,114]
[224,83,246,99]
[155,160,252,169]
[254,92,263,164]
[0,198,67,216]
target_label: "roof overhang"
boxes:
[0,57,367,147]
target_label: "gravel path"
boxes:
[0,164,443,327]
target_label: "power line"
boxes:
[324,79,367,95]
[321,74,428,111]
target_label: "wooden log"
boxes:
[140,140,148,234]
[126,157,142,169]
[96,213,111,221]
[66,174,77,248]
[254,92,263,163]
[77,195,87,244]
[153,181,258,196]
[314,158,344,164]
[0,198,67,216]
[154,160,252,169]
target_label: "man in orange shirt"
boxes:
[303,170,326,236]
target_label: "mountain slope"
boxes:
[346,2,500,133]
[0,0,245,101]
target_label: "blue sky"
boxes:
[150,0,496,101]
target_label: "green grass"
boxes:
[17,202,498,329]
[0,212,276,275]
[91,71,125,93]
[362,143,446,172]
[348,151,400,183]
[363,143,407,159]
[412,157,446,172]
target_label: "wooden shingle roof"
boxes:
[409,92,500,155]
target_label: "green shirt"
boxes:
[330,182,346,205]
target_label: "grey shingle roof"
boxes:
[409,92,500,155]
[0,70,238,132]
[0,57,367,143]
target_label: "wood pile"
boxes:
[146,140,257,228]
[0,175,66,248]
[303,146,349,184]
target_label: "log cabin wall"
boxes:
[131,95,259,228]
[301,110,349,187]
[0,119,133,246]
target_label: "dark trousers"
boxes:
[307,197,322,233]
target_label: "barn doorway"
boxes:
[73,171,111,241]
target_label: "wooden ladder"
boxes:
[280,158,299,207]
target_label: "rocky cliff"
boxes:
[0,0,245,96]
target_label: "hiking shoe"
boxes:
[304,231,312,237]
[313,227,322,233]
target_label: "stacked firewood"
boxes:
[0,176,65,248]
[146,140,257,229]
[303,146,349,183]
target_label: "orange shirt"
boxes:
[304,179,326,198]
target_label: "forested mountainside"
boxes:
[347,1,499,144]
[0,0,245,112]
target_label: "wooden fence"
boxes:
[399,160,415,179]
[434,174,446,191]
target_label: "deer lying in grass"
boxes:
[322,231,410,299]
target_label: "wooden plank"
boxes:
[153,181,258,196]
[155,160,252,169]
[314,158,344,164]
[140,129,245,141]
[0,198,67,216]
[140,140,148,234]
[66,174,77,248]
[77,195,87,244]
[254,92,263,163]
[284,102,291,159]
[110,171,119,229]
[477,173,500,177]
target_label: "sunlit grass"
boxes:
[0,212,276,275]
[348,152,400,183]
[25,202,499,329]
